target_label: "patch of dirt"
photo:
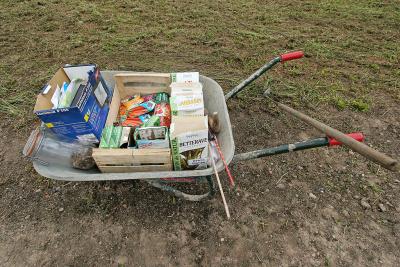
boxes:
[0,94,399,266]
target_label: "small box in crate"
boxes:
[134,126,169,149]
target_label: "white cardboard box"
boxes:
[170,116,208,170]
[170,82,204,116]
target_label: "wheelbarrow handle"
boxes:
[224,50,304,100]
[328,132,364,146]
[233,132,364,162]
[280,51,304,62]
[276,102,398,171]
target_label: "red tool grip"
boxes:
[280,51,304,62]
[328,132,364,146]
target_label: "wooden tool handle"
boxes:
[209,144,231,219]
[278,103,399,172]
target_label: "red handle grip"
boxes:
[280,51,304,62]
[328,132,364,146]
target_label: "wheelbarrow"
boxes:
[31,51,394,201]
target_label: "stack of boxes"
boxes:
[169,73,209,171]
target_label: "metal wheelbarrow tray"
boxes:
[33,71,234,182]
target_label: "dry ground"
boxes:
[0,0,399,266]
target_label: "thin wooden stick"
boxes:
[209,144,231,219]
[213,137,235,187]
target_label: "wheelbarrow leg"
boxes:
[144,175,215,202]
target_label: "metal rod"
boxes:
[145,178,214,202]
[224,57,281,100]
[277,102,399,172]
[234,137,328,162]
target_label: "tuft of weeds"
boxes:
[350,99,370,112]
[334,98,347,110]
[367,182,383,194]
[0,86,35,118]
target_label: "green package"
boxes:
[109,126,122,148]
[155,92,169,104]
[99,126,113,148]
[58,78,84,108]
[143,115,160,127]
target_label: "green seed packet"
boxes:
[109,126,122,148]
[143,116,160,127]
[99,125,113,148]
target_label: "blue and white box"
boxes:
[33,64,112,143]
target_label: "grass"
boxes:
[0,0,399,119]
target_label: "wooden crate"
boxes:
[92,148,172,173]
[93,73,173,173]
[114,73,171,96]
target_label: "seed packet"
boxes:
[154,102,171,127]
[119,127,132,148]
[155,92,169,103]
[121,95,144,110]
[137,126,166,140]
[58,78,84,108]
[170,82,204,116]
[127,101,156,118]
[109,126,122,148]
[142,93,156,102]
[143,115,160,127]
[99,126,122,148]
[121,114,151,127]
[118,105,128,123]
[99,125,113,148]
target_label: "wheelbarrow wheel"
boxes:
[145,176,215,201]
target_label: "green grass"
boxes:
[0,0,399,119]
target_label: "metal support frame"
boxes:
[145,176,215,202]
[234,137,329,162]
[224,57,281,100]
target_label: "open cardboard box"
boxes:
[34,64,112,143]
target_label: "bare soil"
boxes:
[1,0,399,266]
[1,95,399,266]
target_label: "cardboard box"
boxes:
[134,127,170,149]
[170,116,208,170]
[171,72,199,83]
[170,82,204,116]
[34,64,112,143]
